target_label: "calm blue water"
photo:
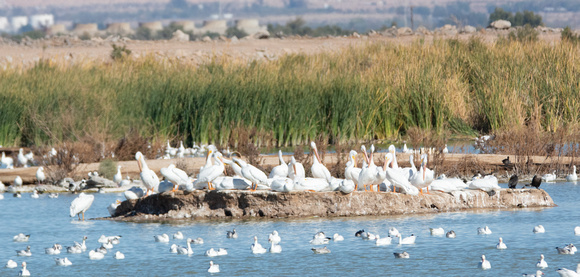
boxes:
[1,181,578,276]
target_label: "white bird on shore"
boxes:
[269,150,289,179]
[542,171,557,182]
[161,164,190,191]
[196,153,225,190]
[469,175,500,192]
[479,255,491,270]
[36,167,46,184]
[496,237,507,249]
[288,156,305,181]
[534,225,546,233]
[310,141,332,183]
[70,192,94,221]
[536,254,548,268]
[177,239,193,255]
[410,154,429,191]
[396,234,416,245]
[113,165,123,185]
[14,175,23,187]
[89,250,104,260]
[19,262,30,276]
[478,226,492,235]
[234,158,268,191]
[16,246,32,256]
[17,148,28,167]
[344,150,362,188]
[251,236,267,254]
[135,151,160,196]
[108,200,122,216]
[13,233,30,242]
[208,261,220,273]
[6,259,17,268]
[177,141,185,158]
[1,152,14,169]
[359,144,382,192]
[55,257,72,266]
[567,166,578,182]
[154,234,170,243]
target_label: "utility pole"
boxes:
[410,6,414,30]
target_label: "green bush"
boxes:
[110,44,132,60]
[489,7,543,27]
[562,26,580,44]
[508,24,538,43]
[99,159,117,180]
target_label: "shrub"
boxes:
[110,44,131,60]
[99,159,117,179]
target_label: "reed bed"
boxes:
[1,38,580,149]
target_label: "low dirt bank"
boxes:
[108,188,554,221]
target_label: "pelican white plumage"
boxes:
[288,156,305,180]
[55,257,72,266]
[113,165,123,185]
[269,150,289,179]
[6,259,17,268]
[114,251,125,259]
[36,167,46,184]
[478,226,492,235]
[70,193,95,221]
[384,153,419,195]
[403,143,409,153]
[89,250,104,260]
[196,152,225,190]
[251,236,267,254]
[442,144,449,154]
[428,178,467,193]
[234,158,268,191]
[123,186,145,200]
[410,154,429,193]
[45,244,62,255]
[294,177,331,192]
[154,234,170,243]
[17,148,28,167]
[177,239,193,255]
[469,175,500,192]
[268,230,281,244]
[534,225,546,233]
[19,262,30,276]
[108,200,122,216]
[536,254,548,268]
[135,152,159,196]
[221,157,244,178]
[556,264,580,277]
[14,175,23,187]
[208,261,220,273]
[542,171,557,182]
[375,235,392,246]
[567,166,578,182]
[496,237,507,249]
[269,241,282,253]
[13,233,30,242]
[338,178,356,194]
[479,255,491,270]
[430,227,445,236]
[388,145,399,169]
[344,150,362,187]
[270,177,294,192]
[358,145,382,192]
[177,141,185,158]
[310,141,332,183]
[160,164,190,191]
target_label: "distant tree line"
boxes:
[488,8,543,27]
[267,17,352,37]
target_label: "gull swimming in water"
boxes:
[55,257,72,266]
[154,234,170,243]
[496,237,507,249]
[208,261,220,273]
[393,251,410,258]
[479,255,491,269]
[311,246,331,254]
[16,246,32,256]
[19,262,30,276]
[6,259,17,268]
[477,226,492,235]
[396,234,416,245]
[13,233,30,242]
[533,225,546,233]
[114,251,125,259]
[89,250,104,260]
[536,254,548,268]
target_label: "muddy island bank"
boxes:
[108,189,554,221]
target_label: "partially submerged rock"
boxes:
[110,189,554,221]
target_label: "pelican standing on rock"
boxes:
[135,151,160,196]
[269,150,289,179]
[160,164,190,191]
[234,158,268,191]
[310,141,332,182]
[70,192,95,221]
[196,152,225,190]
[288,156,305,181]
[36,167,46,184]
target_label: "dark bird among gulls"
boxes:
[508,174,518,189]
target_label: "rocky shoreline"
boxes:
[107,188,555,222]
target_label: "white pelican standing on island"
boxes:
[160,164,190,191]
[384,153,419,195]
[36,167,46,184]
[196,152,225,190]
[113,165,123,185]
[345,150,362,187]
[70,192,95,221]
[310,141,332,182]
[269,150,289,179]
[288,156,305,181]
[135,151,160,196]
[235,158,268,191]
[388,145,399,169]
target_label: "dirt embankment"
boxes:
[109,188,554,221]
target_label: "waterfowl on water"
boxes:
[536,254,548,269]
[496,237,507,249]
[251,236,267,254]
[479,255,491,270]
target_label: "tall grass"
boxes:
[1,38,580,148]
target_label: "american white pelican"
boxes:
[268,230,281,244]
[567,166,578,182]
[477,226,492,235]
[358,145,382,192]
[388,145,399,169]
[45,244,62,255]
[410,154,429,193]
[208,261,220,273]
[288,156,305,180]
[16,246,31,256]
[234,158,268,191]
[394,251,410,258]
[333,233,344,241]
[14,176,23,187]
[388,227,400,237]
[344,150,362,188]
[89,250,104,260]
[161,164,190,191]
[199,145,217,171]
[221,157,243,178]
[177,239,193,255]
[36,167,46,184]
[469,175,500,192]
[114,251,125,259]
[375,235,392,246]
[269,150,289,179]
[108,200,122,216]
[428,178,467,193]
[310,141,332,182]
[430,227,444,236]
[270,177,294,192]
[173,231,184,240]
[384,153,419,195]
[396,234,416,244]
[311,246,331,254]
[17,148,28,167]
[19,262,30,276]
[536,254,548,268]
[1,152,14,169]
[446,231,456,238]
[70,193,94,221]
[251,236,267,254]
[124,186,145,200]
[55,257,72,266]
[338,179,355,194]
[30,190,39,199]
[479,255,491,269]
[226,229,238,239]
[113,165,123,185]
[154,234,170,243]
[6,259,17,268]
[534,225,546,233]
[135,151,160,196]
[269,241,282,253]
[496,237,507,249]
[542,171,557,182]
[556,264,580,277]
